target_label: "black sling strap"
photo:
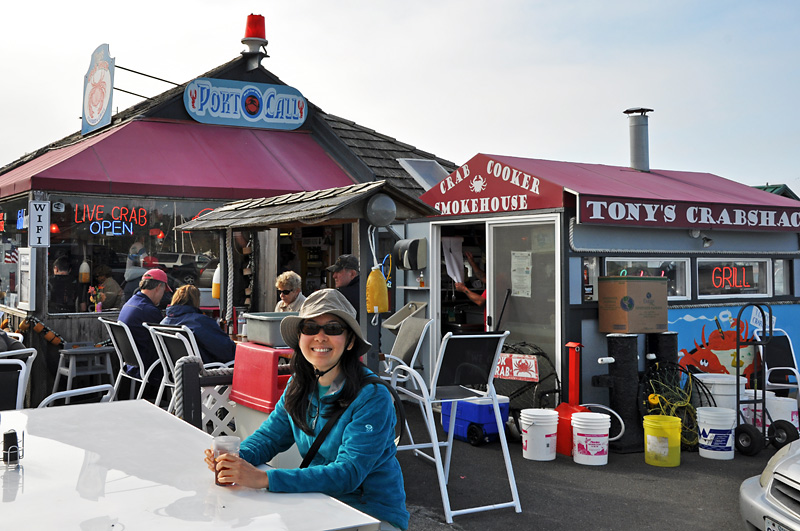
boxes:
[300,376,406,469]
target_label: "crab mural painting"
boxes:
[677,316,758,381]
[668,305,800,387]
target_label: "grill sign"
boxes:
[184,78,307,130]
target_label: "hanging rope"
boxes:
[368,226,380,268]
[225,228,234,323]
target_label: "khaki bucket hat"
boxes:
[280,289,370,357]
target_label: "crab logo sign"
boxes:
[81,44,115,135]
[469,175,487,193]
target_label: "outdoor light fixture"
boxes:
[688,229,714,248]
[241,14,269,71]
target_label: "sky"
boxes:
[2,1,799,189]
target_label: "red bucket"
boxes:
[556,402,590,456]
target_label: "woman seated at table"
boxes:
[161,285,235,365]
[205,289,409,531]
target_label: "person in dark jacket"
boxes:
[326,254,360,319]
[118,268,171,381]
[49,256,80,313]
[161,284,235,365]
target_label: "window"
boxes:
[697,259,770,298]
[774,259,790,296]
[0,195,33,311]
[582,257,599,302]
[397,159,450,191]
[45,194,223,313]
[605,258,689,299]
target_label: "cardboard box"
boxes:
[598,277,668,333]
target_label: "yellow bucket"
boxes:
[643,415,681,467]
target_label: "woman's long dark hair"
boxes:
[284,325,366,435]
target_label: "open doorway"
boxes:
[439,222,487,337]
[429,215,561,384]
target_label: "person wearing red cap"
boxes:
[118,268,173,385]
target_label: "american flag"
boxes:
[4,247,18,264]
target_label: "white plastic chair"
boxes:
[0,359,28,410]
[5,332,24,342]
[99,317,162,401]
[38,384,115,407]
[391,330,520,523]
[755,328,800,395]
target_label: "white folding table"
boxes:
[0,400,379,530]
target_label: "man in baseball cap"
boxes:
[326,254,360,318]
[118,268,172,385]
[141,268,173,292]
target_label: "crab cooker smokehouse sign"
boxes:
[420,154,562,217]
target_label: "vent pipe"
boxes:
[624,107,653,172]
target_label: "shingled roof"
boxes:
[1,55,456,199]
[318,114,457,197]
[178,181,440,231]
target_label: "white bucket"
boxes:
[520,408,558,461]
[693,373,747,411]
[696,407,736,460]
[741,390,776,427]
[571,412,611,466]
[767,396,800,429]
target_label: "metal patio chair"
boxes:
[98,317,162,401]
[145,325,200,413]
[379,316,432,391]
[0,359,28,410]
[755,328,800,396]
[0,346,38,408]
[391,330,521,523]
[38,384,115,407]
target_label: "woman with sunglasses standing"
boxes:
[205,289,409,531]
[274,271,306,312]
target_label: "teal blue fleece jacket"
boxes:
[239,371,409,530]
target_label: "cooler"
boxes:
[441,396,510,445]
[230,342,292,436]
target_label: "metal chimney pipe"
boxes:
[624,107,653,172]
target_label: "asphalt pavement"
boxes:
[398,405,775,530]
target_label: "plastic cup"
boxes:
[212,436,240,486]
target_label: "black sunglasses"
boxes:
[277,289,294,296]
[300,320,347,336]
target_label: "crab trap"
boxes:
[492,342,560,439]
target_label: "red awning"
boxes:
[419,153,800,232]
[0,120,355,200]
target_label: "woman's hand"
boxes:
[204,448,269,489]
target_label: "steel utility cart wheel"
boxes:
[735,424,765,456]
[768,420,800,450]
